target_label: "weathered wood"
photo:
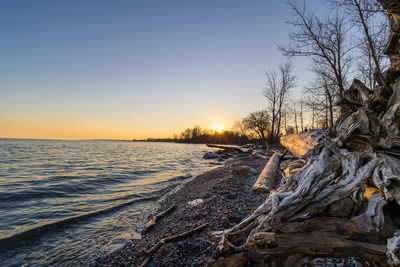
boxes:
[208,3,400,265]
[283,159,305,180]
[252,152,281,193]
[251,150,268,159]
[206,144,248,153]
[143,205,177,233]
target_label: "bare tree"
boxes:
[191,125,202,139]
[293,103,299,134]
[279,1,353,98]
[299,100,304,132]
[304,95,322,130]
[263,62,296,140]
[242,110,270,148]
[281,108,290,134]
[330,0,388,88]
[232,119,247,137]
[303,70,339,128]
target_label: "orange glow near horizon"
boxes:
[0,114,233,140]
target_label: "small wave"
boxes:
[129,169,161,175]
[0,190,69,203]
[0,183,180,252]
[0,195,158,252]
[104,231,141,254]
[168,174,192,182]
[179,159,193,164]
[149,174,193,187]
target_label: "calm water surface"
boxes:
[0,139,215,266]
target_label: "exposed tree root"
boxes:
[208,2,400,265]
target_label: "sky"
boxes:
[0,0,327,140]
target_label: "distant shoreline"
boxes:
[0,137,256,146]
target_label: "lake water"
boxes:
[0,139,215,266]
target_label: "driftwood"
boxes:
[252,152,281,193]
[206,144,249,153]
[283,159,306,180]
[208,3,400,265]
[251,150,269,159]
[143,205,177,233]
[139,223,208,267]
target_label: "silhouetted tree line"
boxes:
[136,125,262,145]
[172,125,251,145]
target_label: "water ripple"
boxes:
[0,139,214,266]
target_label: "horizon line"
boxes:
[0,137,135,142]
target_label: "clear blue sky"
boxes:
[0,0,327,139]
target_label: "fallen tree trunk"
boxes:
[252,152,281,194]
[208,3,400,265]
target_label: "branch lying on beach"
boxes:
[206,144,250,153]
[252,152,281,194]
[139,223,208,267]
[143,205,177,233]
[252,149,288,193]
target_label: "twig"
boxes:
[143,205,177,233]
[281,148,288,158]
[139,223,208,267]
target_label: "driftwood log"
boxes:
[252,152,281,194]
[209,2,400,266]
[206,144,250,153]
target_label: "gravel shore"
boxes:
[96,152,270,267]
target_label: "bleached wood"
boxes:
[206,144,249,153]
[252,153,281,193]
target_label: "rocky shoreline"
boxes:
[96,151,271,266]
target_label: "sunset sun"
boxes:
[212,125,224,133]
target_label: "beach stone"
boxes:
[232,165,258,177]
[188,199,203,206]
[203,152,222,159]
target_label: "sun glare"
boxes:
[212,125,224,133]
